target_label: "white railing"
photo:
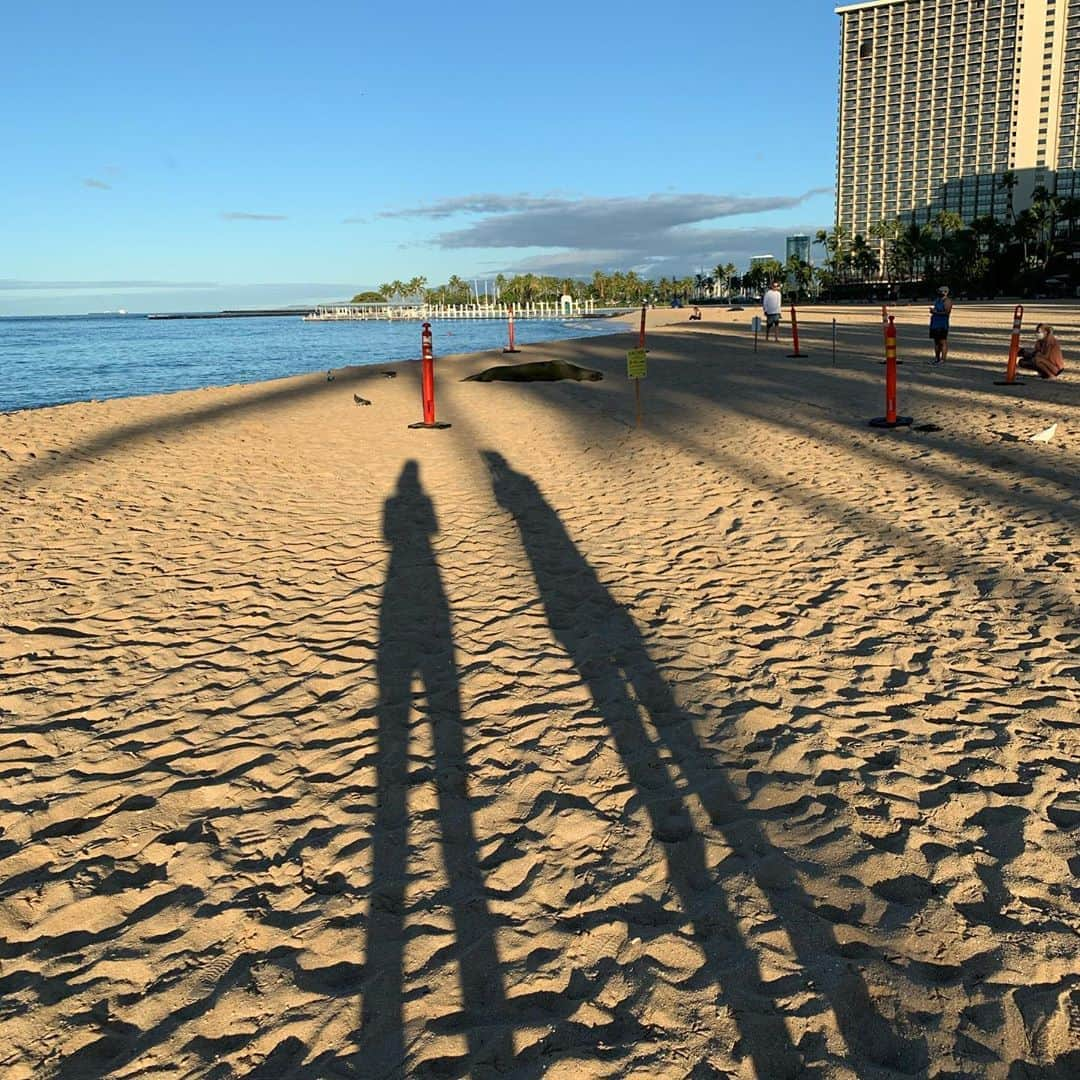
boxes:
[302,300,597,322]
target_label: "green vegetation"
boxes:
[353,271,717,308]
[817,182,1080,299]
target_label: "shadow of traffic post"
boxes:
[360,461,514,1078]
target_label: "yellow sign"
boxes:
[626,348,647,378]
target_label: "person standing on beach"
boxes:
[762,282,782,342]
[928,286,953,364]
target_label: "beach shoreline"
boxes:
[1,304,1077,1078]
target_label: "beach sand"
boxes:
[1,303,1077,1078]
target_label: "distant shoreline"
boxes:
[147,308,319,320]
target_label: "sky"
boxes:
[1,1,843,315]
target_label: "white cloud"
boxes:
[221,211,288,221]
[380,189,831,274]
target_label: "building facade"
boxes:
[835,0,1080,238]
[786,234,812,263]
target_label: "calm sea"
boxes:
[0,314,619,414]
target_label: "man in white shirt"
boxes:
[762,282,783,342]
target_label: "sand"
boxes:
[1,302,1077,1079]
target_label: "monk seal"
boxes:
[464,359,603,383]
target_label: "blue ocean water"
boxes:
[0,314,620,414]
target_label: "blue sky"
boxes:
[2,1,841,315]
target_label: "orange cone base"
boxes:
[869,416,913,429]
[408,421,452,429]
[502,347,521,353]
[787,351,808,358]
[993,378,1026,386]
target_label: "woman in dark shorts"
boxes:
[928,285,953,364]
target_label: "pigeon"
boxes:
[1029,423,1057,443]
[353,394,372,406]
[381,370,397,379]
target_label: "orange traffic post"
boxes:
[994,304,1025,386]
[869,315,913,430]
[408,322,452,430]
[787,304,808,358]
[503,303,521,354]
[877,303,902,364]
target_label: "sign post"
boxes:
[624,303,648,426]
[751,315,761,353]
[626,347,646,426]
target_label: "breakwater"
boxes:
[147,308,317,320]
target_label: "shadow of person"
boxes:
[483,449,927,1078]
[360,460,514,1078]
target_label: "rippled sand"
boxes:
[1,303,1077,1078]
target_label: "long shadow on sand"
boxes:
[357,460,515,1078]
[484,449,929,1079]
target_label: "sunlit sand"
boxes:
[1,303,1077,1077]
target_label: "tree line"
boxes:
[352,271,722,308]
[819,177,1080,298]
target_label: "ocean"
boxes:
[0,314,620,414]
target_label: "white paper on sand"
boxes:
[1029,423,1058,443]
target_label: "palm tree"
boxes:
[998,170,1018,227]
[901,222,934,283]
[518,274,539,304]
[870,219,904,288]
[1028,186,1064,271]
[445,275,471,305]
[712,262,737,299]
[591,270,609,303]
[784,256,814,302]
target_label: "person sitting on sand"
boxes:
[689,306,702,321]
[1018,323,1065,379]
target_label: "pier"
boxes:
[302,299,597,322]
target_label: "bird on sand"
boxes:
[354,394,372,406]
[327,370,335,381]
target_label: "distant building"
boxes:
[749,255,778,269]
[835,0,1080,240]
[786,235,812,264]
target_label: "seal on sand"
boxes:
[464,360,603,383]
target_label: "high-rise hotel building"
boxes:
[835,0,1080,240]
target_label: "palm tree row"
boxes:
[816,179,1080,299]
[354,271,714,308]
